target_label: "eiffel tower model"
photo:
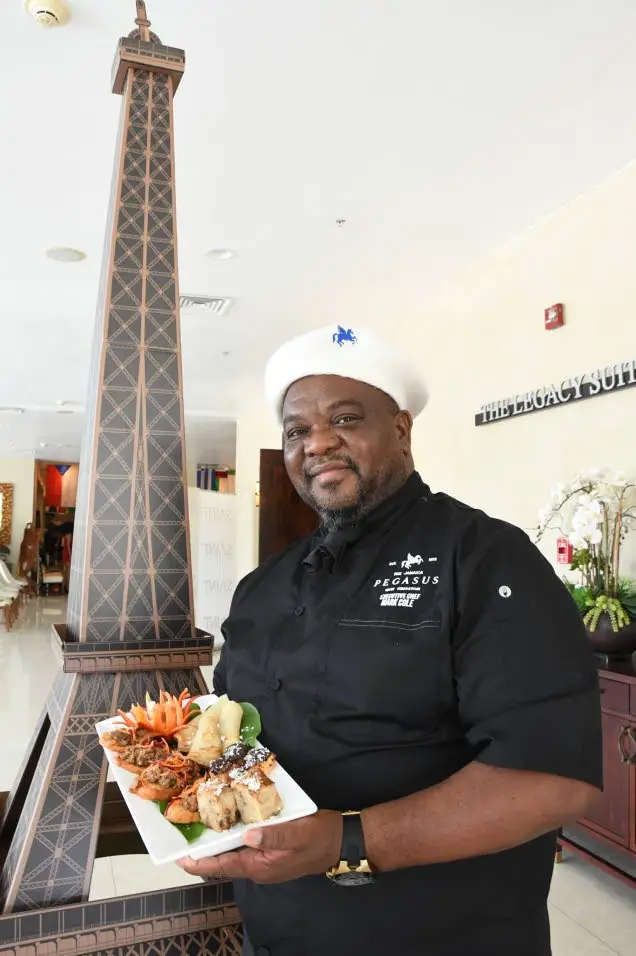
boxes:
[0,4,242,953]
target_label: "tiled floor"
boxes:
[2,596,635,953]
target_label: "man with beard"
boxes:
[179,325,602,956]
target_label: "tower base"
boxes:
[0,625,242,952]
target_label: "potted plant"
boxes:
[534,469,636,658]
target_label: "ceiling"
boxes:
[2,0,636,460]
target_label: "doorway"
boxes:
[258,449,318,564]
[33,460,79,594]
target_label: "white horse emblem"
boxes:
[401,553,423,570]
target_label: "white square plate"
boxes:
[95,694,318,865]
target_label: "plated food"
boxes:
[95,692,317,864]
[98,690,284,836]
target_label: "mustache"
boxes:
[304,455,360,480]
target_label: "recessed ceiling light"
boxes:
[0,407,25,415]
[206,248,237,261]
[46,247,87,263]
[55,400,82,407]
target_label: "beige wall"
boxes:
[404,159,636,577]
[0,458,35,565]
[234,159,636,581]
[235,417,280,581]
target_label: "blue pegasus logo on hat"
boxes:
[333,325,357,347]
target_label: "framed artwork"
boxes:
[0,482,14,547]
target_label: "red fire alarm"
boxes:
[545,303,565,330]
[557,537,573,565]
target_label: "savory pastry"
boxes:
[188,701,223,766]
[173,714,201,753]
[231,766,283,824]
[219,700,244,752]
[165,782,201,824]
[115,738,170,774]
[197,774,240,832]
[99,727,136,752]
[130,753,200,801]
[208,742,251,777]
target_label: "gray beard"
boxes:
[317,505,367,533]
[303,462,412,534]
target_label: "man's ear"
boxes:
[395,410,413,451]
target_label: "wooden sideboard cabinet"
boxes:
[559,663,636,885]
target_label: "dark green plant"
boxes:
[562,577,635,633]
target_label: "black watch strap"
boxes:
[342,811,366,868]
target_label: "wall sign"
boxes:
[476,358,636,426]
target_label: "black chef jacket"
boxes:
[214,472,602,956]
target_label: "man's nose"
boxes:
[303,426,342,457]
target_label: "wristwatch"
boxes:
[326,811,376,886]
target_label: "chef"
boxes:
[179,325,602,956]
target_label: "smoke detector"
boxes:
[179,294,233,316]
[25,0,71,27]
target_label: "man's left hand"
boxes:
[177,810,342,884]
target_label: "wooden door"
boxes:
[581,712,633,847]
[258,449,318,564]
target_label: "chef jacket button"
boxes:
[293,605,305,616]
[268,677,282,691]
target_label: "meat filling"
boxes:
[120,740,169,767]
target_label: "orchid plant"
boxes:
[533,469,636,632]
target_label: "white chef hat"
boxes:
[264,324,429,426]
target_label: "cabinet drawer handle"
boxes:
[618,726,636,764]
[618,726,631,763]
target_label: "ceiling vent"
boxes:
[179,294,233,317]
[25,1,71,27]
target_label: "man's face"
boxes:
[282,375,413,526]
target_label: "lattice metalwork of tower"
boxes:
[0,6,240,953]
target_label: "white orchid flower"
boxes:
[551,483,567,504]
[584,467,603,479]
[610,471,628,487]
[571,506,600,530]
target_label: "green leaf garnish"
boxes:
[186,702,201,722]
[174,821,208,843]
[239,701,262,746]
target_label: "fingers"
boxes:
[243,818,302,851]
[177,855,223,879]
[177,849,254,880]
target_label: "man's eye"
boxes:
[286,428,307,440]
[333,415,359,425]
